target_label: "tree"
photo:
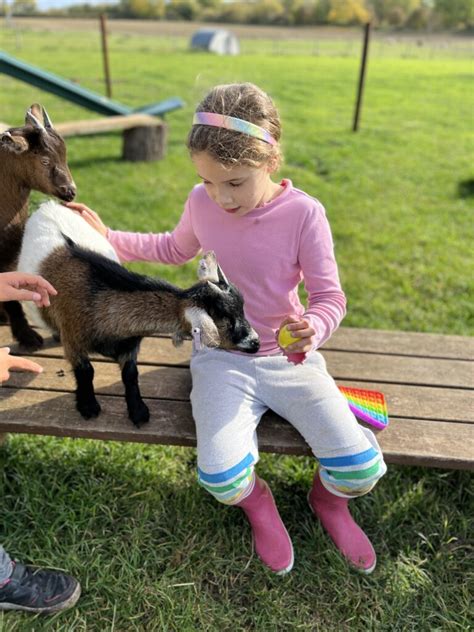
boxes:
[11,0,36,14]
[247,0,286,25]
[165,0,199,21]
[369,0,422,25]
[434,0,473,28]
[328,0,371,25]
[120,0,164,18]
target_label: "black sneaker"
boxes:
[0,561,81,614]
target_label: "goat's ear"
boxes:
[25,104,46,130]
[184,307,220,347]
[198,251,230,288]
[0,131,29,154]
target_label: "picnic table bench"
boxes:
[0,325,473,470]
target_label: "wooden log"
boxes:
[122,122,168,162]
[55,114,160,137]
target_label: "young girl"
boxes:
[68,82,386,575]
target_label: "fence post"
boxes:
[353,22,371,132]
[99,13,112,99]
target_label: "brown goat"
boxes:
[0,103,76,350]
[18,201,260,426]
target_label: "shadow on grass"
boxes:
[67,155,123,169]
[458,177,474,198]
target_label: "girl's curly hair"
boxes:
[187,83,282,170]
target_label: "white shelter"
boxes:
[190,29,240,56]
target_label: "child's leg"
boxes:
[190,349,293,573]
[259,352,386,572]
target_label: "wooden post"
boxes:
[0,434,7,446]
[99,13,112,99]
[353,22,371,132]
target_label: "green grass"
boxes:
[0,25,473,631]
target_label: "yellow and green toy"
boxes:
[278,325,302,348]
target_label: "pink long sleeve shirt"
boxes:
[107,179,346,355]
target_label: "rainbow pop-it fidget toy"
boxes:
[338,387,389,430]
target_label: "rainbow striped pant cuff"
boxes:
[198,453,256,505]
[318,445,387,499]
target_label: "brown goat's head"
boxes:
[0,104,76,202]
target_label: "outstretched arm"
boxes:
[66,199,201,265]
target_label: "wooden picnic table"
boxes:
[0,325,473,470]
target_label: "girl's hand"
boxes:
[276,315,316,354]
[64,202,109,238]
[0,347,43,383]
[0,271,57,307]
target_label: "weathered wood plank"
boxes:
[3,326,471,361]
[0,388,472,470]
[0,328,193,366]
[2,356,472,423]
[1,329,472,389]
[326,328,474,361]
[325,351,473,389]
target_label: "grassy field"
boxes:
[0,22,473,631]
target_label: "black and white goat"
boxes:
[18,201,259,426]
[0,104,76,350]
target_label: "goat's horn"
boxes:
[215,263,230,288]
[42,106,53,129]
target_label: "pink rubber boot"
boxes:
[235,476,294,574]
[308,472,376,573]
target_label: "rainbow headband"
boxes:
[192,112,277,146]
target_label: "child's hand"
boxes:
[0,271,57,307]
[0,347,43,383]
[64,202,109,238]
[276,315,315,355]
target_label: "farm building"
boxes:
[190,29,240,56]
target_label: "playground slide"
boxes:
[0,50,183,118]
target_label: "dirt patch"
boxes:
[4,17,468,46]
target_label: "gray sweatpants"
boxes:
[190,348,386,503]
[0,546,13,584]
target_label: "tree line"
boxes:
[2,0,473,31]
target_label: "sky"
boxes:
[36,0,118,9]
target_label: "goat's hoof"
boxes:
[77,400,101,419]
[17,328,44,352]
[130,402,150,427]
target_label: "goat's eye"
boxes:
[40,157,50,166]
